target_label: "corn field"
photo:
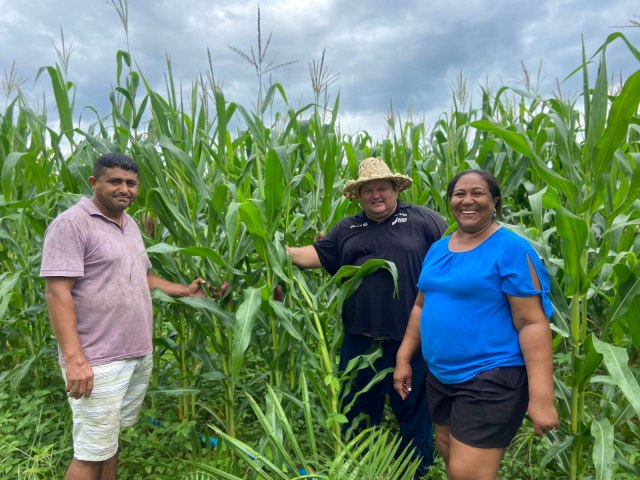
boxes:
[1,19,639,480]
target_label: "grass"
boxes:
[0,379,572,479]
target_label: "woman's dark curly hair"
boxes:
[446,169,502,217]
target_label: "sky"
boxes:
[1,0,639,141]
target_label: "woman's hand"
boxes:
[528,398,559,435]
[394,292,424,400]
[393,362,413,400]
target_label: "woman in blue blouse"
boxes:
[394,170,558,479]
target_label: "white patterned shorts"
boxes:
[61,354,153,461]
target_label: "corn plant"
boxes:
[1,15,639,479]
[470,33,640,479]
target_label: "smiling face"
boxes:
[449,172,499,234]
[359,179,399,222]
[89,167,140,222]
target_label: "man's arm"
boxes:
[147,272,208,297]
[44,277,94,399]
[286,245,322,269]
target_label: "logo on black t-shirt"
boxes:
[350,222,369,229]
[392,212,408,226]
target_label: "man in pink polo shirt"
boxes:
[40,152,206,480]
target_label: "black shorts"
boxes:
[426,366,528,449]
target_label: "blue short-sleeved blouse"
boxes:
[417,227,553,384]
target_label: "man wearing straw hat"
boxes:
[287,157,447,474]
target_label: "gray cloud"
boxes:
[1,0,638,139]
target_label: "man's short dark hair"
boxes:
[93,153,139,178]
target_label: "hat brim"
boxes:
[343,174,413,199]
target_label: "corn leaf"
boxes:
[231,287,262,381]
[1,152,26,201]
[555,206,588,295]
[592,335,640,418]
[591,418,615,480]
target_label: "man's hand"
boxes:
[185,278,209,298]
[393,362,413,400]
[64,354,94,399]
[148,272,216,298]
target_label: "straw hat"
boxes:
[343,157,413,199]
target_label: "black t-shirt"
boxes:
[313,202,448,340]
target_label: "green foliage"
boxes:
[1,15,639,480]
[200,382,422,479]
[0,389,69,479]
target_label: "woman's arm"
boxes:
[393,291,425,400]
[508,258,559,435]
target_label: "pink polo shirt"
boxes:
[40,197,153,366]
